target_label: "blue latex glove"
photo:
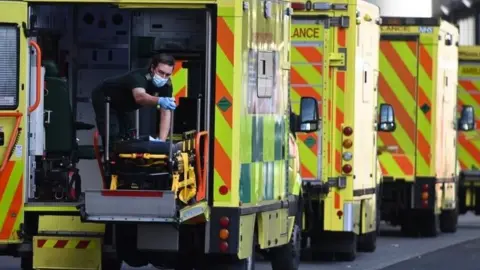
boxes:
[149,136,164,142]
[157,97,176,110]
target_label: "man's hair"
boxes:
[150,53,176,69]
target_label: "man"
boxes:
[91,53,177,145]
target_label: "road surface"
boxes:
[1,214,479,270]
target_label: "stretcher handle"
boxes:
[195,131,208,201]
[104,96,111,161]
[93,130,107,189]
[28,40,42,114]
[169,111,174,159]
[0,112,23,172]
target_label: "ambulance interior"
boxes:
[28,4,212,203]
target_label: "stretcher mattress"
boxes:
[113,136,182,154]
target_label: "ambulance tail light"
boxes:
[421,184,429,208]
[291,2,306,10]
[219,216,230,252]
[342,164,352,174]
[343,126,353,136]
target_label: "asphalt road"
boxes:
[1,214,480,270]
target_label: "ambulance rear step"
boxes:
[81,190,177,223]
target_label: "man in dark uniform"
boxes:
[91,53,177,145]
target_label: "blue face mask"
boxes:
[152,74,168,87]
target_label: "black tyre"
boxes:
[440,207,458,233]
[419,213,439,237]
[271,196,302,270]
[102,256,122,270]
[357,230,377,252]
[21,256,33,270]
[335,234,357,262]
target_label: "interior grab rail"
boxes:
[195,131,208,201]
[28,40,42,114]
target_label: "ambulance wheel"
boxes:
[20,256,33,270]
[419,213,439,237]
[335,234,357,262]
[357,230,377,252]
[440,207,458,233]
[269,197,302,270]
[102,256,122,270]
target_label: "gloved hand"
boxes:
[149,136,164,142]
[157,97,176,110]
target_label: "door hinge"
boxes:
[329,52,345,67]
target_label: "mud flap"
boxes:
[33,236,101,270]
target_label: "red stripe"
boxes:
[101,190,163,197]
[300,164,315,179]
[214,139,232,190]
[459,135,480,165]
[290,68,322,100]
[76,240,90,249]
[378,74,415,145]
[335,150,342,174]
[37,239,47,248]
[54,240,68,248]
[0,162,16,208]
[334,192,340,209]
[0,174,23,239]
[216,17,234,64]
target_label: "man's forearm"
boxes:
[159,109,171,140]
[137,94,159,107]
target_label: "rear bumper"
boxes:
[460,170,480,183]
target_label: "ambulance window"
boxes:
[0,25,19,109]
[257,51,275,98]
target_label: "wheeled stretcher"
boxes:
[80,96,208,223]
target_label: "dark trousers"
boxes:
[91,88,133,147]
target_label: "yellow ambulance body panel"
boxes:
[457,45,480,215]
[378,17,460,236]
[290,0,390,261]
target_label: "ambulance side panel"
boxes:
[0,1,28,244]
[457,47,480,172]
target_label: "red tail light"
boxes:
[291,2,306,10]
[342,164,352,174]
[343,126,353,136]
[219,241,229,252]
[219,216,230,227]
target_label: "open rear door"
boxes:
[0,1,28,243]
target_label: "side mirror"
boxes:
[378,103,396,132]
[298,97,320,133]
[458,105,476,132]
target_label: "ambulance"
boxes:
[0,0,316,269]
[457,45,480,216]
[377,17,466,237]
[289,0,395,261]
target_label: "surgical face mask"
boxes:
[152,74,168,87]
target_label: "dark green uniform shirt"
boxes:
[98,68,173,112]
